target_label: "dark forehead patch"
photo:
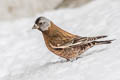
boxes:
[35,17,41,24]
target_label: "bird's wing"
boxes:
[49,43,66,50]
[49,41,82,50]
[72,35,107,44]
[49,35,108,50]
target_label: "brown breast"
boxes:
[41,22,78,59]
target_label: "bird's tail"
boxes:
[78,39,115,54]
[93,39,115,45]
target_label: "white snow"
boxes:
[0,0,63,20]
[0,0,120,80]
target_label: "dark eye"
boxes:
[43,22,46,24]
[39,22,42,25]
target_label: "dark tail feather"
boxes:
[94,39,115,45]
[82,35,108,41]
[96,35,108,39]
[79,39,115,52]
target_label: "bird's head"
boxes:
[32,16,51,31]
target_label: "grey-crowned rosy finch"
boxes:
[32,16,114,61]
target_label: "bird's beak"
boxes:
[32,24,39,29]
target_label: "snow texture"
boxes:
[0,0,63,20]
[0,0,120,80]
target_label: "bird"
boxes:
[32,16,114,61]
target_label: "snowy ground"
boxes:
[0,0,120,80]
[0,0,63,20]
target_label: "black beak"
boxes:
[32,24,39,29]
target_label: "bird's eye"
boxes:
[43,22,46,24]
[39,22,42,25]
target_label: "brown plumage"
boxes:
[32,16,114,61]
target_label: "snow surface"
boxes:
[0,0,120,80]
[0,0,63,20]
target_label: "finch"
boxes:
[32,16,114,61]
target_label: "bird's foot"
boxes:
[66,57,82,62]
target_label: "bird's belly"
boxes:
[51,48,84,59]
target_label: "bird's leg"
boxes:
[66,58,79,62]
[66,59,71,62]
[75,57,81,60]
